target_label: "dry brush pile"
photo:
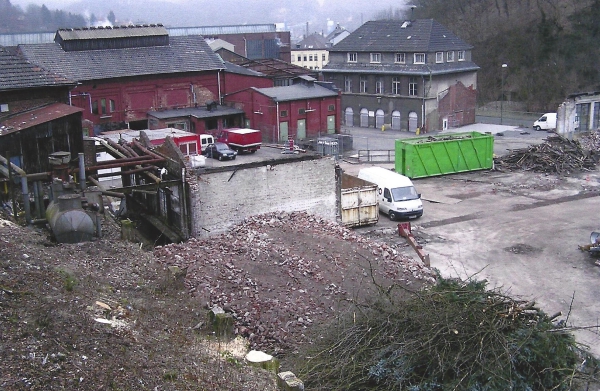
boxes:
[294,277,600,391]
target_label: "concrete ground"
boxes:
[339,124,600,358]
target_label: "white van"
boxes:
[199,134,215,152]
[533,113,556,131]
[358,167,423,220]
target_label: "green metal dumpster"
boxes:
[395,132,494,178]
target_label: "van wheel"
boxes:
[533,125,541,131]
[388,211,397,221]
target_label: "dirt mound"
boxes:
[154,211,435,354]
[0,211,433,389]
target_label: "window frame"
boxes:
[409,77,418,96]
[347,52,357,63]
[344,76,352,93]
[395,53,406,64]
[328,104,335,111]
[457,50,465,61]
[435,52,444,63]
[298,108,306,115]
[370,52,381,63]
[359,76,367,93]
[447,51,455,62]
[414,53,425,64]
[280,110,288,117]
[392,77,401,95]
[375,78,383,94]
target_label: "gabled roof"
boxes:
[331,19,473,52]
[223,60,265,77]
[55,25,168,42]
[254,82,338,102]
[238,58,317,79]
[294,33,328,50]
[18,35,225,82]
[0,46,75,91]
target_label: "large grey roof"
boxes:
[55,25,167,41]
[294,33,328,50]
[254,83,338,102]
[0,46,75,91]
[331,19,472,53]
[323,61,479,76]
[18,35,225,82]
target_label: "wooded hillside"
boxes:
[391,0,600,111]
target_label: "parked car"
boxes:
[202,142,237,161]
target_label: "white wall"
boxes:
[188,157,337,237]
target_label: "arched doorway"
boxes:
[360,108,369,127]
[344,107,354,126]
[391,110,401,130]
[375,109,385,129]
[408,111,418,132]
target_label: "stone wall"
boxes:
[188,156,337,237]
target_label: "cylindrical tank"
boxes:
[46,194,95,243]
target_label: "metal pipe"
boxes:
[0,153,27,177]
[21,176,31,224]
[78,153,86,191]
[87,176,126,198]
[36,181,45,218]
[32,180,42,219]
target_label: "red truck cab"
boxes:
[216,128,261,154]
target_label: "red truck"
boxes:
[216,128,261,153]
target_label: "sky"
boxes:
[9,0,412,35]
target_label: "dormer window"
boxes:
[370,53,381,63]
[395,53,406,63]
[447,51,454,62]
[347,52,357,62]
[457,50,465,61]
[414,53,425,64]
[436,52,443,63]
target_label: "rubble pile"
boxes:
[577,130,600,151]
[154,211,435,354]
[495,134,599,174]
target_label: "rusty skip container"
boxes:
[395,131,494,178]
[340,172,379,227]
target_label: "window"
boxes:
[328,104,335,111]
[447,51,454,62]
[457,50,465,61]
[322,54,326,61]
[414,53,425,64]
[92,100,98,115]
[297,55,301,62]
[370,53,381,63]
[409,77,417,96]
[299,108,306,115]
[375,78,383,94]
[436,52,443,63]
[109,99,115,113]
[167,122,187,130]
[359,76,367,93]
[344,76,352,92]
[395,53,405,63]
[280,110,288,117]
[100,98,106,115]
[303,55,307,61]
[392,77,401,94]
[309,55,313,61]
[347,52,357,62]
[179,142,198,156]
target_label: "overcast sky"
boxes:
[9,0,412,35]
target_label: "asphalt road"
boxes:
[339,125,600,358]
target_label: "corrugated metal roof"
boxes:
[255,83,338,102]
[331,19,473,52]
[148,105,244,119]
[169,24,276,36]
[100,128,196,143]
[0,47,75,91]
[0,103,83,134]
[18,35,225,81]
[55,25,168,41]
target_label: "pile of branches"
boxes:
[294,278,599,391]
[495,134,599,175]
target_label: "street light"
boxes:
[500,63,508,125]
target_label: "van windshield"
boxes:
[391,186,419,201]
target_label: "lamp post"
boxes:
[500,63,507,125]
